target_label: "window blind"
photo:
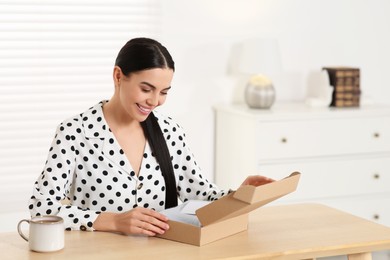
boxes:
[0,0,162,213]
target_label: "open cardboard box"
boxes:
[157,171,301,246]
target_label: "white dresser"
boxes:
[215,103,390,227]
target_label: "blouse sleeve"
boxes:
[162,118,230,202]
[28,121,100,231]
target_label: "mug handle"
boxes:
[17,219,30,242]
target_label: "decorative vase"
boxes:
[244,74,276,109]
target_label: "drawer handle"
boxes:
[281,137,288,143]
[373,173,380,179]
[373,132,380,138]
[373,214,380,220]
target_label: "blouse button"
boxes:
[137,183,143,190]
[80,225,87,231]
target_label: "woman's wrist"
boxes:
[93,212,118,232]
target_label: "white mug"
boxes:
[17,215,64,252]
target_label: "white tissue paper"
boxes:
[159,200,211,227]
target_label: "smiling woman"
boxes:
[27,37,273,237]
[26,38,226,236]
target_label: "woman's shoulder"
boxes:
[153,110,174,124]
[153,110,185,135]
[57,101,105,130]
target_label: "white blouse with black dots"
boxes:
[28,101,229,231]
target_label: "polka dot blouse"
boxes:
[28,101,228,231]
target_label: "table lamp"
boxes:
[237,38,282,109]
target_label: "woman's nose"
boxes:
[147,94,159,106]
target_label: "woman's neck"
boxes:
[103,97,141,132]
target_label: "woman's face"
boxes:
[114,67,174,122]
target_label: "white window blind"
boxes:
[0,0,161,214]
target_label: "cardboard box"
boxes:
[157,172,301,246]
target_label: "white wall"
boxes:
[158,0,390,183]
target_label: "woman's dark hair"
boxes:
[115,38,177,209]
[115,37,175,74]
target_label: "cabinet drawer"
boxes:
[257,156,390,201]
[317,195,390,227]
[256,117,390,160]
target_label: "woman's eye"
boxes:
[141,88,152,93]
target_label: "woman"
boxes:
[28,37,273,236]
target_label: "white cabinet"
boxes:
[215,103,390,226]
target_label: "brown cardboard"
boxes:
[157,171,301,246]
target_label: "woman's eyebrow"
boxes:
[141,81,171,90]
[140,81,156,89]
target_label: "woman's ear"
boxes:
[113,66,122,87]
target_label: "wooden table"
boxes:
[2,203,390,260]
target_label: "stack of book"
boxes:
[323,67,360,107]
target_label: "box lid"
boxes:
[195,172,301,226]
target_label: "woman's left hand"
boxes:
[240,175,274,187]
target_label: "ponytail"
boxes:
[141,113,178,209]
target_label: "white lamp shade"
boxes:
[237,38,282,77]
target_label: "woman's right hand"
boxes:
[93,207,169,236]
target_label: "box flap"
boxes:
[195,172,300,226]
[233,172,301,203]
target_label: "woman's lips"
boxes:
[137,104,152,115]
